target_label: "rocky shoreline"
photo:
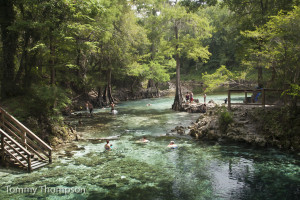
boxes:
[185,105,300,152]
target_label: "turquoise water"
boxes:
[0,95,299,200]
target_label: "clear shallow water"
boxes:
[0,95,299,200]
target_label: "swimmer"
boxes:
[136,136,150,144]
[104,140,112,151]
[141,136,150,143]
[146,103,152,106]
[167,141,178,149]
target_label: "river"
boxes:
[0,95,299,200]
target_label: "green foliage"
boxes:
[29,85,71,118]
[282,84,300,98]
[2,85,70,123]
[242,6,300,87]
[202,65,233,92]
[1,0,300,137]
[218,107,233,134]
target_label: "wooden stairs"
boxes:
[0,107,52,172]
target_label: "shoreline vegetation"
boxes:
[1,0,299,156]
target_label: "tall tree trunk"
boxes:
[103,67,114,104]
[0,0,18,99]
[23,51,37,89]
[97,86,103,107]
[270,63,276,83]
[155,82,159,97]
[103,86,108,105]
[106,67,114,103]
[49,34,55,86]
[49,32,57,110]
[15,31,30,87]
[147,79,155,88]
[257,66,263,87]
[172,23,183,111]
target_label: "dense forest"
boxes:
[0,0,299,140]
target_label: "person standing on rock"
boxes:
[190,92,194,103]
[185,92,190,103]
[204,93,207,104]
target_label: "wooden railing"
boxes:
[0,107,52,171]
[227,89,284,110]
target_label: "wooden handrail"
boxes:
[1,128,32,171]
[0,107,52,151]
[0,107,52,165]
[0,128,32,156]
[228,88,284,110]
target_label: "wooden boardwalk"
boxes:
[0,107,52,172]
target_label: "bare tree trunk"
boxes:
[172,23,183,111]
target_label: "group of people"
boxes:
[85,101,116,117]
[186,92,207,104]
[104,138,178,151]
[185,92,194,103]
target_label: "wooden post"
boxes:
[1,134,4,164]
[228,90,231,110]
[262,89,265,108]
[23,131,27,149]
[0,109,4,129]
[27,154,31,172]
[49,150,52,163]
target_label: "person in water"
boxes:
[110,102,115,111]
[167,141,178,148]
[142,136,150,143]
[105,140,112,151]
[87,101,93,117]
[203,93,207,104]
[85,102,89,113]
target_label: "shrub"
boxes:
[218,107,233,133]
